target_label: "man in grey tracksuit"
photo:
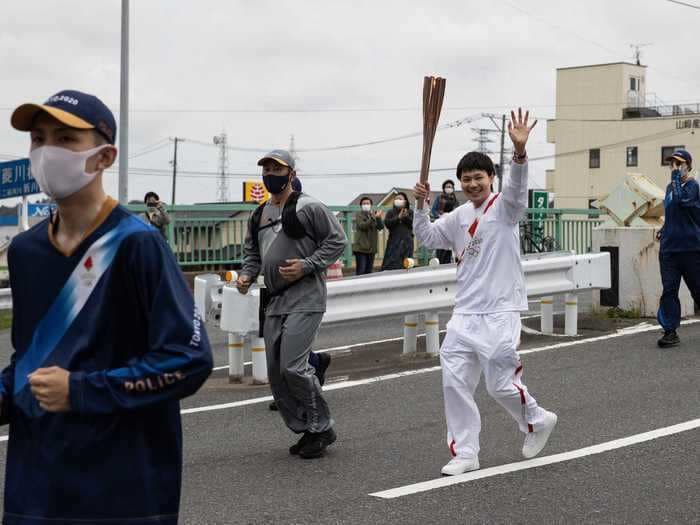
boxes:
[237,149,346,459]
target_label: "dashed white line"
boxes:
[188,319,698,416]
[211,313,552,371]
[0,318,694,443]
[369,418,700,499]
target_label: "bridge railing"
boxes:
[127,204,605,270]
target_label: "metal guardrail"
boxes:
[0,288,12,311]
[127,204,605,270]
[200,250,611,382]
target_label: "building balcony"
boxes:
[623,102,700,119]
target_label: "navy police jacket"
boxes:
[0,199,213,525]
[660,175,700,253]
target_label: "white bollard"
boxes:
[228,333,245,383]
[565,293,578,336]
[424,312,440,354]
[540,296,554,335]
[251,335,268,384]
[402,314,419,354]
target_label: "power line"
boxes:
[105,127,692,182]
[181,114,482,154]
[665,0,700,10]
[128,138,170,159]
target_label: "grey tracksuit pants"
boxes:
[264,312,333,434]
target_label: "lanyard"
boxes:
[467,193,500,238]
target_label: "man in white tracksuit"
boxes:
[413,108,558,476]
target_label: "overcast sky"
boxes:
[2,0,700,205]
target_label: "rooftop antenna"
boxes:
[630,43,652,65]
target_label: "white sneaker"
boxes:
[441,457,480,476]
[522,411,558,459]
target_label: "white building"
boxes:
[547,62,700,209]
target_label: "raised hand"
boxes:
[508,107,537,155]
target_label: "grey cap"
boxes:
[257,149,295,170]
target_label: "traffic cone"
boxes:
[327,259,344,280]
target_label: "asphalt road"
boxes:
[0,309,696,524]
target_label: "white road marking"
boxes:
[211,313,551,371]
[369,418,700,499]
[0,318,694,442]
[186,319,698,416]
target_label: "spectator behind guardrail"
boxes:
[381,191,414,271]
[139,191,170,237]
[655,148,700,348]
[6,89,213,524]
[353,197,384,275]
[430,179,458,264]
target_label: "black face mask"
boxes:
[263,174,290,195]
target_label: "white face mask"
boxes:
[394,199,405,208]
[29,145,109,200]
[361,204,372,212]
[444,187,454,194]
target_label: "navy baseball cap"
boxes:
[257,149,296,170]
[665,148,692,165]
[10,90,117,144]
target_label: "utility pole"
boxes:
[118,0,129,204]
[481,113,512,192]
[289,134,299,167]
[170,137,183,205]
[213,132,229,202]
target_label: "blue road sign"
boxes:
[27,203,55,218]
[0,159,39,199]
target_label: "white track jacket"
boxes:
[413,161,529,314]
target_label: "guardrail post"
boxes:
[540,296,554,334]
[250,335,268,384]
[402,314,419,354]
[565,293,578,336]
[228,333,245,383]
[424,312,440,354]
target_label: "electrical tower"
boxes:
[213,132,229,202]
[471,128,497,154]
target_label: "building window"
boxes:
[630,77,640,91]
[661,145,685,166]
[626,146,638,167]
[589,148,600,169]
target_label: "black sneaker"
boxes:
[298,428,337,459]
[269,401,278,411]
[289,432,313,455]
[657,330,680,348]
[315,353,331,386]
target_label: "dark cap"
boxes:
[257,149,295,170]
[11,89,117,144]
[665,148,692,166]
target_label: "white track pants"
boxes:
[440,312,548,459]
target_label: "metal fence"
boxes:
[127,204,605,270]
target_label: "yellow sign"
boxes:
[243,180,270,203]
